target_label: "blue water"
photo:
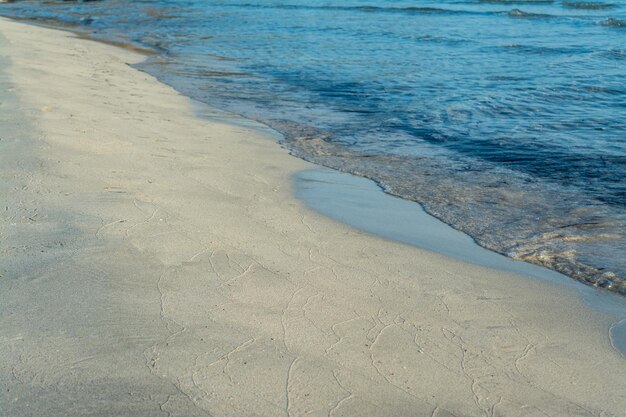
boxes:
[1,0,625,293]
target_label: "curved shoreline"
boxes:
[294,168,626,357]
[1,17,626,417]
[1,9,624,297]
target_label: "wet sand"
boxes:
[1,17,625,417]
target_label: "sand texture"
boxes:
[1,18,625,417]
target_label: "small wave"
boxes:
[79,16,95,25]
[502,43,536,52]
[508,8,553,18]
[210,3,465,15]
[502,43,571,55]
[480,0,555,3]
[562,1,615,9]
[353,6,453,14]
[601,18,626,28]
[485,75,530,81]
[602,49,626,60]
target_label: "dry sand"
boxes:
[1,17,625,417]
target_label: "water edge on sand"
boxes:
[294,167,626,358]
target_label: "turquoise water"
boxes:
[1,0,625,293]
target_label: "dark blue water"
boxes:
[1,0,625,293]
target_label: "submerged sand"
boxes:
[1,17,625,417]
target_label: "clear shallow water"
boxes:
[1,0,625,293]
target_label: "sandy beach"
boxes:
[1,17,626,417]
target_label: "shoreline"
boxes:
[294,168,626,358]
[1,12,624,297]
[1,17,626,417]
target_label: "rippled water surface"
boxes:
[2,0,625,293]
